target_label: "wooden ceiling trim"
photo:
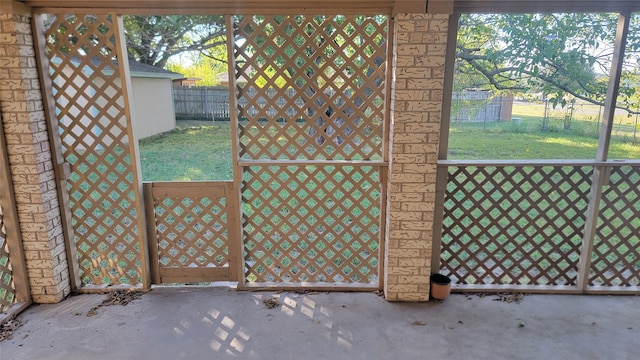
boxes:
[20,0,409,15]
[454,0,640,13]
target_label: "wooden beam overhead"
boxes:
[17,0,640,14]
[454,0,640,13]
[1,0,32,15]
[20,0,401,15]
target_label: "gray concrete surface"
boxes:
[0,288,638,360]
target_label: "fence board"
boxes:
[173,86,231,120]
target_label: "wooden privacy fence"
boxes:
[438,161,640,293]
[173,86,231,120]
[450,91,508,123]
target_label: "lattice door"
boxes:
[42,14,147,287]
[232,15,388,287]
[146,182,239,283]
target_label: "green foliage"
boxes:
[455,13,640,113]
[166,55,227,86]
[123,15,226,69]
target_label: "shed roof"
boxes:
[52,55,184,79]
[127,60,183,80]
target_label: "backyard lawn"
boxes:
[138,106,640,182]
[138,120,233,181]
[448,102,640,160]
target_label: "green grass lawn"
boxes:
[140,112,640,181]
[448,104,640,160]
[448,125,640,159]
[138,120,233,181]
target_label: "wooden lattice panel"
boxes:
[590,166,640,287]
[242,165,381,285]
[44,14,144,285]
[234,15,388,160]
[440,166,593,286]
[151,183,234,283]
[0,205,16,313]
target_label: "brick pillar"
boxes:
[0,7,71,302]
[385,13,449,301]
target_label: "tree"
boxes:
[123,15,227,69]
[165,54,227,86]
[455,13,640,113]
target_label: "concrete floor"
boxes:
[0,287,638,360]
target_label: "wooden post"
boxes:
[577,12,630,291]
[143,183,160,284]
[431,13,459,273]
[113,14,152,290]
[226,15,246,289]
[379,16,395,290]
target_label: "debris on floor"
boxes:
[87,290,143,317]
[412,320,427,326]
[294,289,318,295]
[263,297,280,309]
[0,318,22,341]
[472,292,525,304]
[493,293,525,304]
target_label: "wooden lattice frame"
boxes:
[43,14,146,286]
[234,15,388,161]
[242,165,381,284]
[440,165,593,286]
[590,166,640,287]
[146,182,238,283]
[0,206,16,313]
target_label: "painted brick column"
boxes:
[385,13,449,301]
[0,8,71,302]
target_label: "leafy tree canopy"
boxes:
[456,13,640,113]
[165,53,227,87]
[123,15,227,69]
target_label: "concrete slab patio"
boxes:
[1,288,638,360]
